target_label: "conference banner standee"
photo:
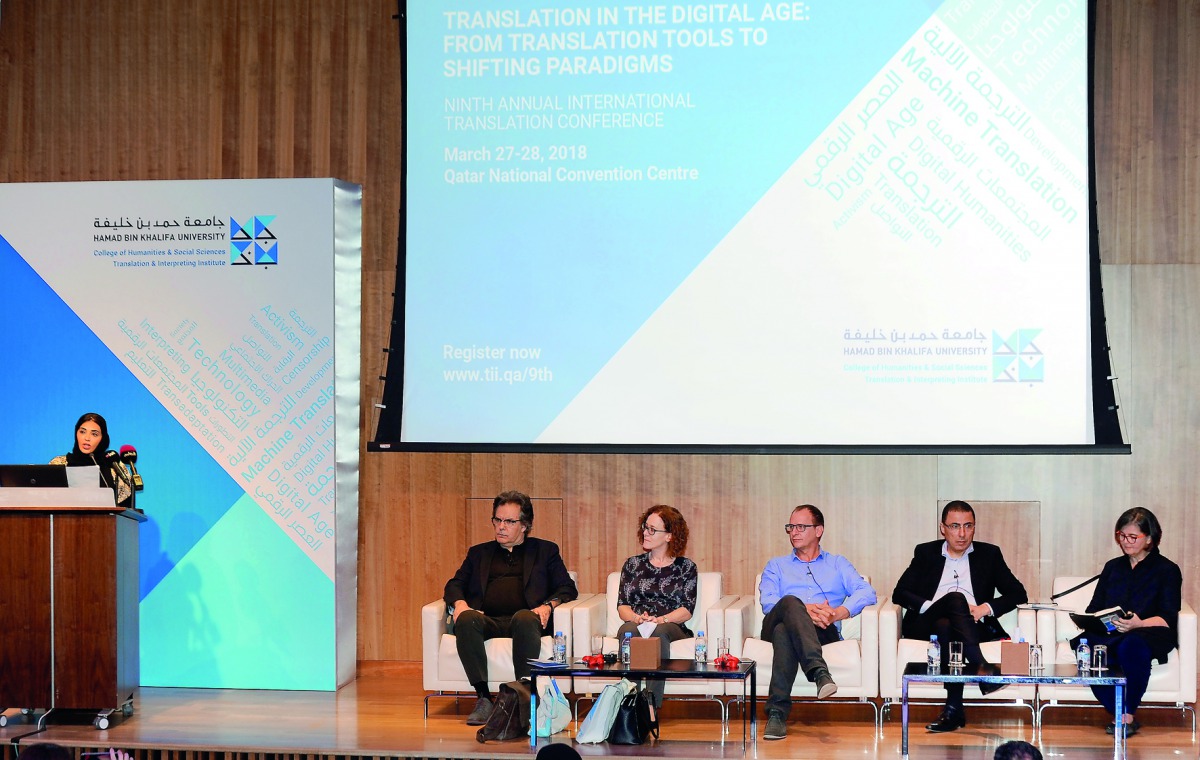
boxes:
[0,178,361,690]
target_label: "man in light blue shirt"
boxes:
[760,504,877,740]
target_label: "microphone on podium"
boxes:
[119,445,145,491]
[102,449,131,488]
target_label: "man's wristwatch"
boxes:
[545,598,559,609]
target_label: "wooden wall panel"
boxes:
[1094,0,1200,264]
[3,1,1200,666]
[358,452,471,661]
[1129,265,1200,597]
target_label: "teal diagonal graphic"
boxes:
[140,492,335,690]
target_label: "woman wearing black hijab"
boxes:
[50,412,132,508]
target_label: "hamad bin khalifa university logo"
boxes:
[992,329,1043,383]
[230,215,278,266]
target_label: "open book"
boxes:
[1069,606,1128,637]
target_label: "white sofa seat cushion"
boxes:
[742,637,864,693]
[436,631,553,685]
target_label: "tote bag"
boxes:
[575,678,634,744]
[530,676,571,737]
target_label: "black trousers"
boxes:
[759,595,841,716]
[454,608,544,690]
[903,592,990,707]
[1089,632,1154,716]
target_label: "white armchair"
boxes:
[879,601,1037,720]
[421,572,588,718]
[570,571,736,714]
[723,574,881,731]
[1036,575,1196,736]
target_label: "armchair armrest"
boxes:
[878,600,901,697]
[705,594,740,643]
[552,593,589,654]
[723,595,757,658]
[1016,606,1036,644]
[570,594,610,656]
[859,598,882,693]
[422,599,449,687]
[1179,600,1197,702]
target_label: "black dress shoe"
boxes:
[977,664,1008,696]
[926,706,967,733]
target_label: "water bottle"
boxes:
[927,635,941,674]
[695,630,708,663]
[620,632,632,666]
[553,631,567,664]
[1076,638,1091,674]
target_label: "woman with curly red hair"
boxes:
[615,504,698,710]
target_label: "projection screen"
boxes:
[377,0,1123,451]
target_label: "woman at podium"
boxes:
[50,412,132,508]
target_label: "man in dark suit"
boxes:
[444,490,578,725]
[892,500,1028,733]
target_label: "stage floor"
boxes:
[1,664,1192,759]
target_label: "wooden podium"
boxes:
[0,488,145,726]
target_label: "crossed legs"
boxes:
[760,595,842,717]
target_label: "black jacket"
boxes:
[444,536,578,630]
[893,540,1028,640]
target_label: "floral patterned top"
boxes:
[618,553,699,631]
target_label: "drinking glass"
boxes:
[1092,644,1108,671]
[591,633,605,656]
[1028,644,1044,672]
[948,640,964,669]
[717,637,730,659]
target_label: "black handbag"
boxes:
[607,687,658,745]
[476,680,531,743]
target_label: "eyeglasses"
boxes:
[943,522,974,532]
[784,523,817,533]
[1116,532,1145,543]
[491,517,521,528]
[641,524,668,536]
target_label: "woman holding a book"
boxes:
[1075,507,1182,738]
